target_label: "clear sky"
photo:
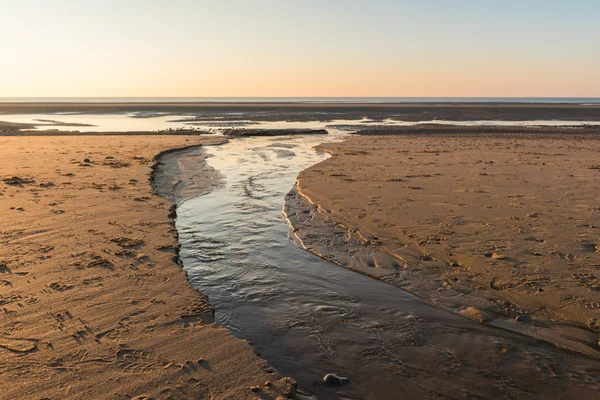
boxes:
[1,0,599,97]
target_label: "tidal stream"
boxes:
[170,130,599,399]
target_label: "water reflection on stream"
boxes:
[175,129,599,399]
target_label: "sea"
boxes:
[0,97,599,104]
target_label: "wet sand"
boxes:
[166,132,600,399]
[3,117,600,399]
[2,101,600,122]
[0,136,296,399]
[0,120,209,136]
[294,131,600,358]
[352,123,600,135]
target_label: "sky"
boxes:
[1,0,599,98]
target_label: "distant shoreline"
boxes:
[1,102,600,123]
[1,97,600,104]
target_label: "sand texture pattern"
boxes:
[0,136,295,399]
[292,133,600,357]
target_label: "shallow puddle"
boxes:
[3,112,600,133]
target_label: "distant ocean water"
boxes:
[1,97,600,104]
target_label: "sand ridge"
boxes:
[0,136,295,399]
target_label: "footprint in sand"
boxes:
[571,273,600,290]
[49,282,74,292]
[115,347,156,374]
[82,277,104,286]
[0,336,38,354]
[110,237,145,248]
[72,255,114,270]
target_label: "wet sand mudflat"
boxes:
[1,102,600,122]
[0,120,209,136]
[0,136,295,399]
[294,131,600,357]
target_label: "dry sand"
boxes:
[293,132,600,357]
[0,136,295,399]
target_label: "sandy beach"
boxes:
[4,1,600,398]
[292,131,600,356]
[0,135,296,399]
[2,110,600,398]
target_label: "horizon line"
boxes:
[2,96,600,99]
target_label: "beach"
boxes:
[293,130,600,356]
[1,105,600,398]
[4,1,600,398]
[0,135,296,399]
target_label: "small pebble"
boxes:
[516,315,532,323]
[323,373,350,387]
[180,360,196,369]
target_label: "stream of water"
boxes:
[2,108,598,398]
[173,129,600,399]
